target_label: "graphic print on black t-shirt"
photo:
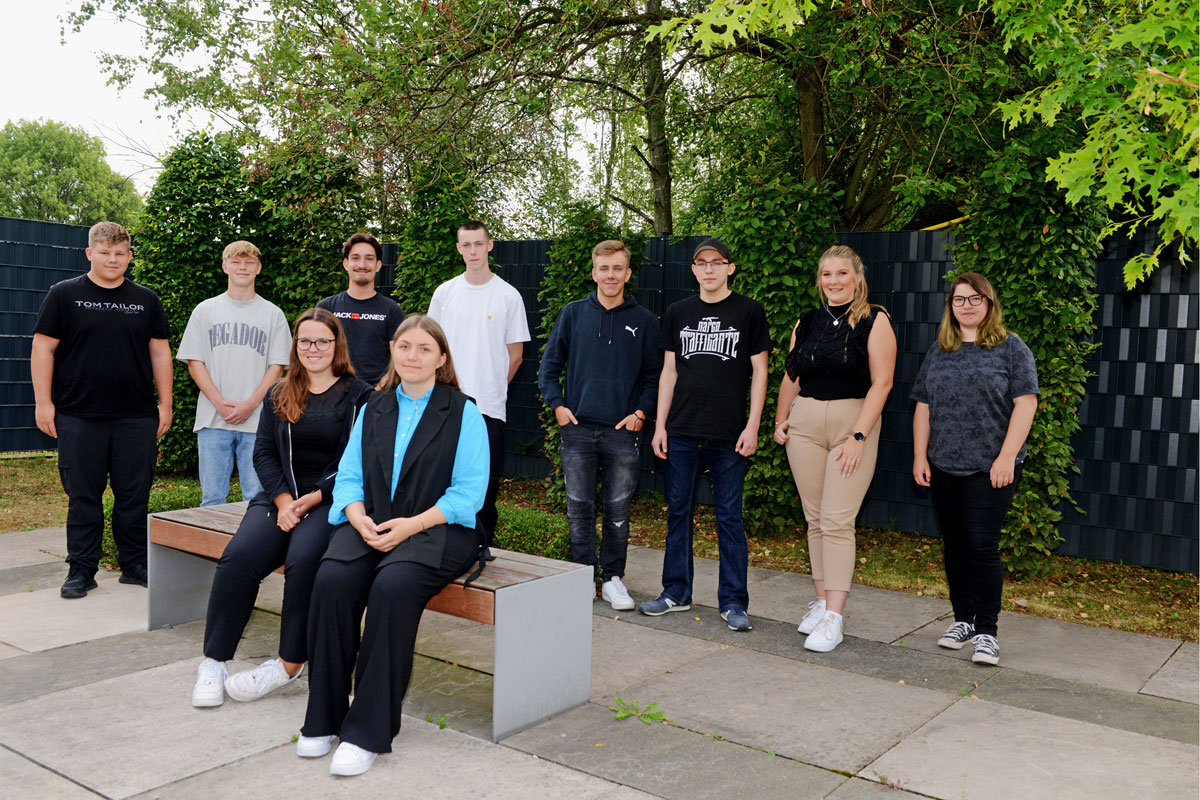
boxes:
[317,292,405,383]
[661,293,771,444]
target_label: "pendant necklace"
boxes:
[824,305,850,327]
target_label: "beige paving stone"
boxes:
[621,546,778,610]
[126,715,633,800]
[0,527,67,569]
[908,611,1181,692]
[588,615,723,701]
[0,579,146,652]
[0,657,307,799]
[1141,642,1199,705]
[0,642,24,661]
[0,747,100,800]
[861,697,1199,800]
[614,646,953,771]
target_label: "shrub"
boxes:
[492,504,571,562]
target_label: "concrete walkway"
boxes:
[1,529,1195,799]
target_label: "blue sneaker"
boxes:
[638,595,690,616]
[721,607,753,631]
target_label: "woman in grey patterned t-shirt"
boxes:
[911,273,1039,667]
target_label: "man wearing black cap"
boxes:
[639,237,770,631]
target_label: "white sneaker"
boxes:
[330,742,377,776]
[297,734,335,758]
[796,598,827,635]
[225,658,302,702]
[192,658,227,707]
[803,612,844,653]
[602,577,635,611]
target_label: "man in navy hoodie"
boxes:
[538,240,661,610]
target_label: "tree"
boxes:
[0,119,142,226]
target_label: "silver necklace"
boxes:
[824,305,850,327]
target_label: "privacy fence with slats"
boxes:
[3,216,1194,573]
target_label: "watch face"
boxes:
[853,432,865,441]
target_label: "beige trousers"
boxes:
[785,395,881,592]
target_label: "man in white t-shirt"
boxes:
[426,220,530,547]
[177,241,292,506]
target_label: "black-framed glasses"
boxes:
[297,337,334,351]
[951,294,987,307]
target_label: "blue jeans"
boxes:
[560,423,641,580]
[197,427,262,507]
[661,436,749,612]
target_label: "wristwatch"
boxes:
[852,431,865,442]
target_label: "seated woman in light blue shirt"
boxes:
[297,314,488,777]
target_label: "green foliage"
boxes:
[394,164,478,316]
[493,505,571,562]
[609,697,669,724]
[716,171,838,535]
[953,135,1104,577]
[0,119,142,227]
[536,203,646,509]
[134,131,367,472]
[994,0,1199,287]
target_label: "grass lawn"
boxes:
[1,455,1194,642]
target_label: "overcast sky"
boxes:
[2,1,217,194]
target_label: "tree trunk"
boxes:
[794,63,826,184]
[643,0,673,235]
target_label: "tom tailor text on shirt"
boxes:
[73,301,145,314]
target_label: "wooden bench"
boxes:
[147,502,593,741]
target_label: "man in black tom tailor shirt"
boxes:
[317,233,405,385]
[31,221,174,598]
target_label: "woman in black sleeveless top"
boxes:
[298,314,489,777]
[772,245,896,653]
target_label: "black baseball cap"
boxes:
[692,237,732,262]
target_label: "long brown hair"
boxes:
[271,308,354,423]
[937,272,1010,352]
[376,314,461,393]
[816,245,875,328]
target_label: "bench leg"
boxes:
[148,542,216,631]
[491,565,593,741]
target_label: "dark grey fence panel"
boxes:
[2,218,1194,572]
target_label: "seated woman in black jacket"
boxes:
[191,308,373,707]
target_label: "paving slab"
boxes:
[0,642,24,661]
[1141,642,1199,704]
[974,666,1199,745]
[826,776,925,798]
[620,546,777,610]
[0,747,101,800]
[908,611,1181,692]
[611,647,953,771]
[128,714,635,800]
[589,614,724,701]
[404,653,495,740]
[507,701,846,800]
[861,697,1199,800]
[750,570,951,643]
[0,560,71,597]
[0,578,147,652]
[415,615,495,673]
[0,657,308,799]
[0,527,67,569]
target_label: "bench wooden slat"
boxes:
[154,507,243,534]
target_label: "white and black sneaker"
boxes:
[937,621,975,650]
[971,634,1000,665]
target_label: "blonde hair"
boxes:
[376,315,460,392]
[222,240,261,261]
[591,239,630,265]
[937,272,1010,352]
[817,245,873,328]
[88,221,130,249]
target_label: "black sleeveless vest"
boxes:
[322,383,474,570]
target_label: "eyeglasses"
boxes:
[297,337,334,351]
[951,294,987,307]
[693,260,729,271]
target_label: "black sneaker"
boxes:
[61,565,98,598]
[119,562,148,587]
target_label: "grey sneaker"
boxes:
[937,621,976,650]
[638,595,690,616]
[721,606,753,631]
[225,658,301,702]
[971,634,1000,665]
[192,658,227,707]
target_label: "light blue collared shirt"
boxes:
[329,385,489,527]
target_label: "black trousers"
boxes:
[302,529,477,753]
[55,413,158,572]
[202,501,332,663]
[479,414,504,547]
[929,463,1022,638]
